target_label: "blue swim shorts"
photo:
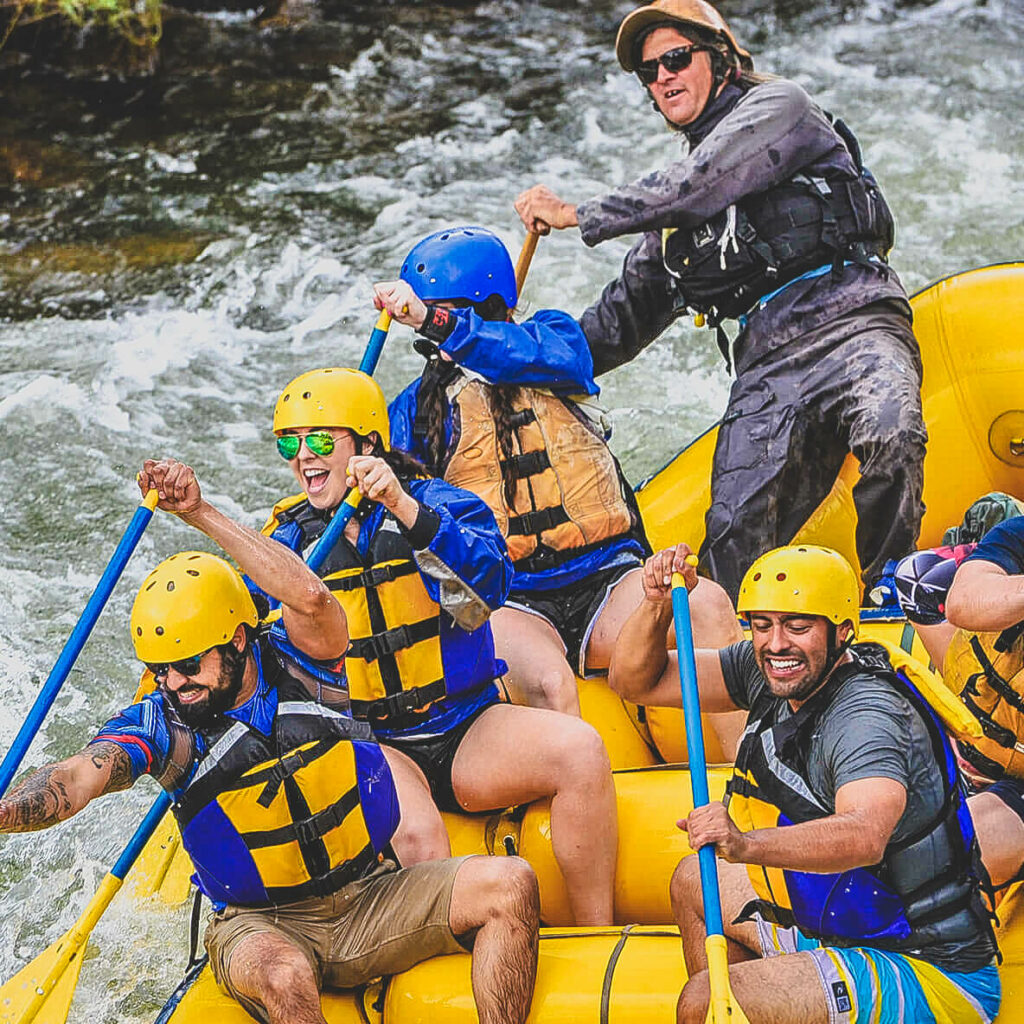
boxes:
[754,918,1001,1024]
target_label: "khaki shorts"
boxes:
[205,856,470,1022]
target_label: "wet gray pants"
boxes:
[699,302,927,600]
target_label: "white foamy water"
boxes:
[0,0,1020,1019]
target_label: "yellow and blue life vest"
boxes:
[161,639,398,908]
[264,491,499,734]
[726,643,990,951]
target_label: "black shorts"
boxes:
[505,560,642,676]
[383,699,495,814]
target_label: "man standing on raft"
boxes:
[610,543,1000,1023]
[0,460,540,1024]
[515,0,927,600]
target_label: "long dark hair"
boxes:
[418,295,522,508]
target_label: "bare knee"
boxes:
[230,936,317,1009]
[453,856,540,935]
[519,665,579,715]
[555,720,612,787]
[670,855,702,920]
[677,972,710,1024]
[690,578,742,647]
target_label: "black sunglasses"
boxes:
[635,45,707,85]
[145,648,211,681]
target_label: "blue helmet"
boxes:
[400,226,517,308]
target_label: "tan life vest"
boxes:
[943,624,1024,780]
[443,379,634,566]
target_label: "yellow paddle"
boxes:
[672,567,750,1024]
[0,794,171,1024]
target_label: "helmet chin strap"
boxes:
[821,621,855,684]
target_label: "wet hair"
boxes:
[418,295,521,505]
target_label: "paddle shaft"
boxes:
[0,490,160,798]
[303,311,392,571]
[671,575,723,936]
[515,232,539,297]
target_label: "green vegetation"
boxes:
[0,0,161,54]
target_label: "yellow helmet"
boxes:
[737,545,860,636]
[273,367,390,450]
[615,0,753,73]
[130,551,258,662]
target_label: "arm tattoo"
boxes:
[0,765,74,832]
[0,743,135,833]
[89,742,135,793]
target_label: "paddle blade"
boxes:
[132,813,192,906]
[0,874,121,1024]
[703,934,750,1024]
[0,941,87,1024]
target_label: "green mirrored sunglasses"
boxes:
[276,431,337,461]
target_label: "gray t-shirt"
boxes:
[719,641,944,843]
[718,641,997,971]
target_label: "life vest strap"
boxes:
[244,785,361,850]
[967,636,1024,714]
[507,505,571,538]
[265,841,379,904]
[353,678,450,726]
[327,561,419,592]
[507,408,537,430]
[349,618,439,663]
[501,450,551,479]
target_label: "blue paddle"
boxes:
[672,569,750,1024]
[304,309,393,572]
[0,489,160,798]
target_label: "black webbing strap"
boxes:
[187,889,204,969]
[349,618,439,663]
[508,408,536,429]
[326,561,419,592]
[359,679,448,723]
[501,450,550,478]
[507,505,570,537]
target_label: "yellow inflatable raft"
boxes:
[130,262,1024,1021]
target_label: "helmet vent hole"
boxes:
[302,391,311,400]
[186,569,200,577]
[145,581,156,591]
[776,572,787,581]
[440,233,450,240]
[282,394,290,402]
[155,626,165,636]
[752,572,761,581]
[135,627,142,637]
[166,581,175,592]
[416,263,426,272]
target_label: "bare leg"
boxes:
[587,570,746,757]
[670,854,761,973]
[451,703,616,924]
[490,605,580,715]
[449,855,540,1024]
[678,953,829,1024]
[910,621,956,671]
[970,789,1024,888]
[227,931,327,1024]
[383,745,451,865]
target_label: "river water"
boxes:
[0,0,1021,1019]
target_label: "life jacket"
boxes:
[159,637,398,908]
[265,493,497,730]
[661,90,895,322]
[434,377,640,574]
[943,623,1024,782]
[726,642,991,952]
